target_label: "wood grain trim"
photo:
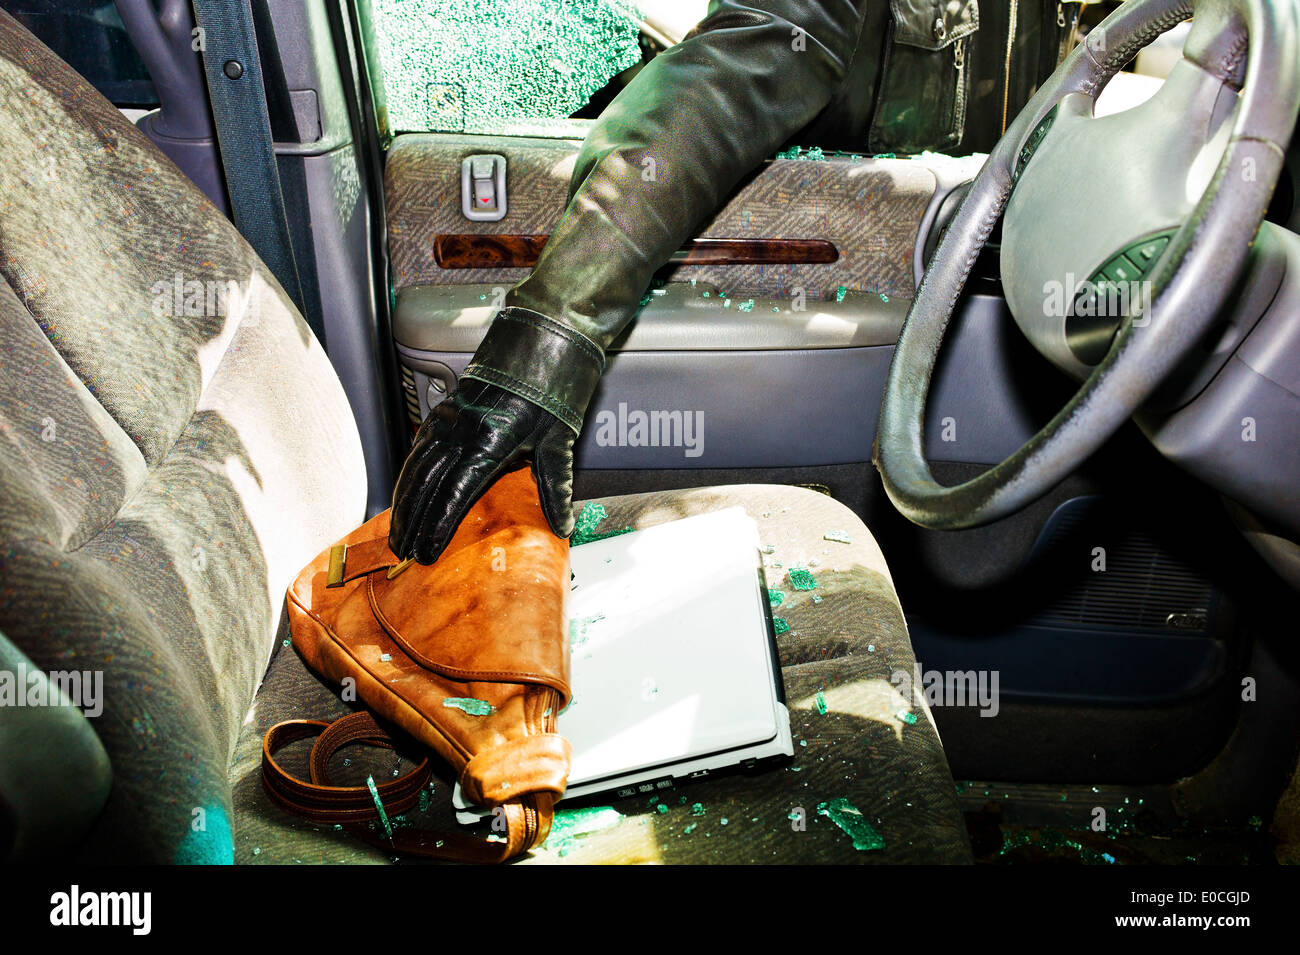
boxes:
[433,234,840,270]
[669,237,839,265]
[434,234,549,269]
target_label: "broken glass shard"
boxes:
[817,797,885,851]
[373,0,642,134]
[787,567,817,591]
[366,774,394,840]
[442,697,494,716]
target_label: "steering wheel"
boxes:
[874,0,1299,529]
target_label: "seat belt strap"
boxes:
[190,0,320,343]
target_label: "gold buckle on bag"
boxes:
[326,547,414,587]
[386,557,415,580]
[326,545,348,587]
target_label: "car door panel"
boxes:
[384,133,939,297]
[392,258,916,469]
[384,133,965,472]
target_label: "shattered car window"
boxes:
[372,0,643,134]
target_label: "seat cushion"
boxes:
[231,485,972,864]
[0,11,368,863]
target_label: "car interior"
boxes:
[2,0,1299,869]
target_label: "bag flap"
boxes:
[890,0,979,50]
[367,467,572,702]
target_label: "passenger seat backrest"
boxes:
[0,10,367,863]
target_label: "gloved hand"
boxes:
[389,306,604,563]
[388,378,576,563]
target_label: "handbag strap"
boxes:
[261,712,551,863]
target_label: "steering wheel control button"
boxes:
[1013,104,1059,183]
[1066,229,1179,364]
[1101,254,1142,285]
[1127,234,1172,269]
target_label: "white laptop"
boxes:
[453,506,792,821]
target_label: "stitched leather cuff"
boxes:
[461,307,605,434]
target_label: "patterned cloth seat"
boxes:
[0,10,367,863]
[233,485,971,864]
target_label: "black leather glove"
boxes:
[389,307,604,563]
[388,379,575,563]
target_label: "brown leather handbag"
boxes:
[260,466,573,862]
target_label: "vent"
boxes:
[1028,505,1217,635]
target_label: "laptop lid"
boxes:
[561,506,789,793]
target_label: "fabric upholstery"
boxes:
[0,10,367,863]
[231,485,972,864]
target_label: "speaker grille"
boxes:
[1028,507,1216,635]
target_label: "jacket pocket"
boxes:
[869,0,980,155]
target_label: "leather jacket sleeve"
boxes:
[462,0,874,433]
